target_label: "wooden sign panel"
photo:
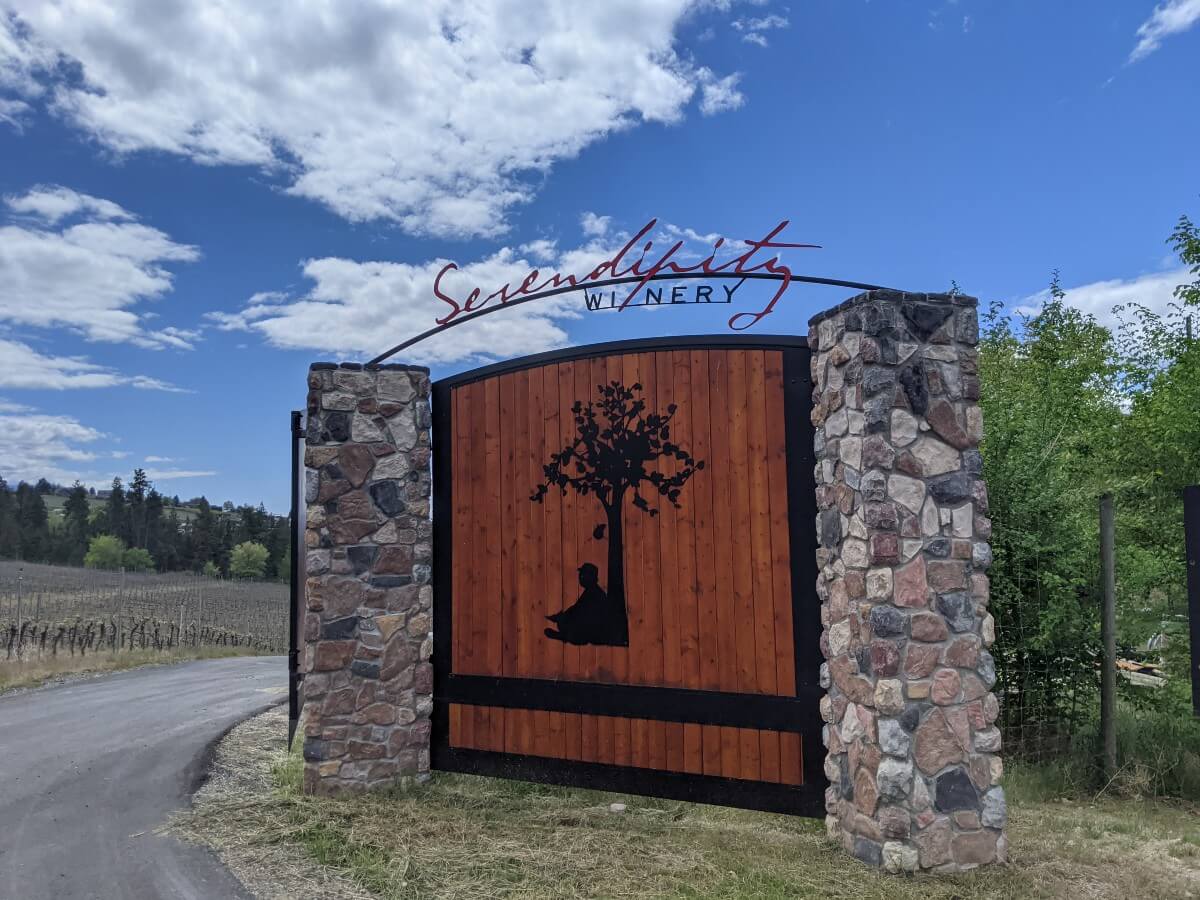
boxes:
[431,336,822,815]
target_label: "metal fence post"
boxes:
[1100,493,1117,780]
[289,410,305,746]
[1184,485,1200,718]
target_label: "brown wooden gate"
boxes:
[431,336,823,814]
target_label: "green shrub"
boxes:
[83,534,125,570]
[121,546,154,572]
[202,560,221,578]
[230,541,269,579]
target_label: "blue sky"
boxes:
[0,0,1197,512]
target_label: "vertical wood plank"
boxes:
[689,350,723,777]
[707,351,742,778]
[727,351,761,781]
[484,376,507,749]
[639,353,668,769]
[468,381,490,676]
[746,350,780,782]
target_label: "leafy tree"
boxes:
[230,541,269,579]
[84,534,126,570]
[202,560,221,579]
[979,274,1123,754]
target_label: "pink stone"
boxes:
[961,673,988,702]
[854,767,879,816]
[911,612,949,642]
[943,635,981,668]
[904,644,939,679]
[931,668,962,705]
[926,399,971,449]
[870,532,900,565]
[915,709,966,774]
[870,640,902,677]
[894,555,929,608]
[927,560,967,592]
[952,830,998,865]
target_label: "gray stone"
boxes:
[928,471,973,504]
[820,509,842,548]
[974,727,1002,753]
[351,412,385,442]
[902,303,954,341]
[306,468,319,504]
[912,436,961,476]
[925,537,951,558]
[934,768,980,812]
[899,703,921,732]
[963,449,983,475]
[322,616,359,640]
[888,473,926,514]
[891,409,918,447]
[877,757,913,801]
[870,605,906,637]
[882,841,919,874]
[861,470,888,502]
[347,544,378,575]
[819,662,831,689]
[899,364,929,415]
[350,659,381,679]
[936,592,975,633]
[878,718,912,757]
[369,481,407,516]
[972,541,993,569]
[977,650,996,687]
[852,837,882,867]
[981,787,1006,828]
[863,366,895,396]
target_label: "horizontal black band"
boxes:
[435,746,824,817]
[439,674,822,733]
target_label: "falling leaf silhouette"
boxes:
[593,523,606,540]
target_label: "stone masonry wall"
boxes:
[809,291,1006,872]
[302,362,434,794]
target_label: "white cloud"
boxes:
[1016,267,1190,330]
[0,407,104,485]
[0,185,200,347]
[698,70,745,116]
[209,216,737,364]
[1,1,746,237]
[1130,0,1200,62]
[0,338,188,391]
[143,468,216,481]
[144,455,174,463]
[580,212,612,237]
[732,12,788,46]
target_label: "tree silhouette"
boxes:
[531,380,704,645]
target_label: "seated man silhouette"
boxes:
[545,563,627,646]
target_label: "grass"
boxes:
[178,708,1200,900]
[0,645,260,694]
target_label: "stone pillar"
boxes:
[810,292,1005,872]
[301,362,434,794]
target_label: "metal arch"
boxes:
[366,270,895,366]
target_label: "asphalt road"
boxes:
[0,656,286,900]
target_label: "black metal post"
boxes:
[1185,485,1200,718]
[1099,494,1117,778]
[288,410,305,745]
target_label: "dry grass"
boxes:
[178,707,1200,900]
[0,645,259,694]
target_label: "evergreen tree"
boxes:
[15,482,50,561]
[62,482,91,565]
[144,488,166,567]
[0,479,19,559]
[189,497,217,571]
[105,477,128,543]
[128,468,150,548]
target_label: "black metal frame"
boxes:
[288,410,306,746]
[430,334,825,816]
[370,271,892,365]
[1185,485,1200,717]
